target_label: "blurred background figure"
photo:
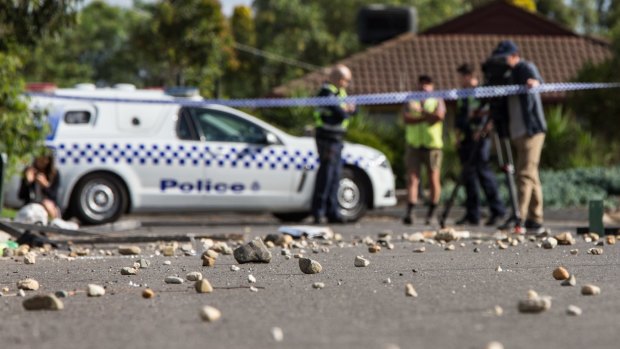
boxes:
[19,154,61,220]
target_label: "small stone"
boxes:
[497,241,508,250]
[199,306,221,322]
[24,252,36,264]
[212,241,233,255]
[581,284,601,295]
[163,260,172,265]
[164,276,184,284]
[249,286,258,292]
[87,284,105,297]
[2,287,9,293]
[607,235,617,245]
[142,289,155,298]
[384,278,392,284]
[589,232,600,241]
[473,247,480,253]
[588,248,604,255]
[248,274,257,283]
[18,289,26,297]
[118,246,141,255]
[561,274,577,286]
[17,278,39,291]
[435,229,457,242]
[133,262,141,269]
[137,259,150,268]
[368,244,381,253]
[555,232,576,245]
[54,290,69,298]
[552,267,569,280]
[518,296,551,313]
[445,244,455,251]
[496,266,503,272]
[23,294,64,311]
[527,290,539,300]
[570,249,579,255]
[299,258,322,274]
[486,341,504,349]
[230,265,240,271]
[161,245,176,257]
[202,256,216,267]
[312,282,325,289]
[494,305,503,316]
[542,237,558,249]
[271,327,284,342]
[354,255,370,267]
[293,253,303,259]
[195,279,213,293]
[566,304,582,316]
[407,232,425,242]
[121,267,138,275]
[413,246,426,253]
[405,283,418,297]
[186,272,203,281]
[202,249,219,260]
[233,239,272,264]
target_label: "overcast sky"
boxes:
[88,0,253,16]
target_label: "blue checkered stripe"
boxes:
[52,142,370,170]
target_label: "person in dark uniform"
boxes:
[311,64,355,224]
[455,63,505,226]
[18,153,61,219]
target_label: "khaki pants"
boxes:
[512,133,545,224]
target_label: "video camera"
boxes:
[480,52,512,138]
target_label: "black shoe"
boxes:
[485,213,504,226]
[498,217,517,230]
[524,220,545,234]
[402,215,413,225]
[456,216,479,225]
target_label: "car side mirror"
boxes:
[265,132,279,145]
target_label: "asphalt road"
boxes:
[1,210,619,349]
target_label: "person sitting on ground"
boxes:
[18,153,61,220]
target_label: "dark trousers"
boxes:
[458,139,506,221]
[311,137,343,220]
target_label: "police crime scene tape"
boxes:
[26,82,620,108]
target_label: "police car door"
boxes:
[184,107,293,209]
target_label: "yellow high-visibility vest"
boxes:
[314,83,349,130]
[405,98,443,149]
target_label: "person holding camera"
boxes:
[402,75,446,225]
[311,64,356,224]
[455,63,506,226]
[493,40,547,233]
[18,153,61,219]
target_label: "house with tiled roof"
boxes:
[273,0,612,108]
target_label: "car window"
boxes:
[191,108,266,144]
[177,111,198,141]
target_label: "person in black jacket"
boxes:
[19,154,61,219]
[311,64,355,224]
[493,40,547,233]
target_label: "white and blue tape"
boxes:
[27,82,620,108]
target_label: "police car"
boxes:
[4,84,396,225]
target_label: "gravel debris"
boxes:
[561,274,577,286]
[164,276,184,284]
[118,246,141,255]
[587,248,604,255]
[413,246,426,253]
[542,237,558,249]
[234,238,272,264]
[195,279,213,293]
[17,278,40,291]
[230,265,240,272]
[23,294,64,311]
[87,284,105,297]
[121,267,138,275]
[299,258,323,274]
[142,289,155,298]
[248,274,257,283]
[199,306,221,322]
[552,267,569,280]
[566,305,582,316]
[24,252,36,264]
[405,283,418,297]
[354,256,370,267]
[312,282,325,289]
[555,232,576,245]
[581,284,601,295]
[271,327,284,342]
[186,272,203,281]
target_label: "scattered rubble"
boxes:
[312,282,325,289]
[17,278,40,291]
[87,284,105,297]
[118,246,141,255]
[555,232,576,245]
[485,341,504,349]
[542,237,558,249]
[121,267,138,275]
[23,294,64,311]
[234,239,272,264]
[186,272,203,281]
[164,276,184,284]
[561,275,577,286]
[195,279,213,293]
[413,246,426,253]
[248,274,257,283]
[518,290,551,313]
[405,283,417,297]
[271,327,284,342]
[552,267,570,280]
[299,258,323,274]
[142,289,155,298]
[581,284,601,295]
[230,265,240,272]
[138,259,150,268]
[570,249,579,255]
[588,248,604,255]
[24,252,36,264]
[354,256,370,267]
[199,306,221,322]
[606,235,616,245]
[368,244,381,253]
[566,305,582,316]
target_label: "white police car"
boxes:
[4,84,396,225]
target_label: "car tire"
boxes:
[338,168,368,222]
[272,212,310,223]
[71,173,128,225]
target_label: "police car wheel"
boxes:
[272,212,310,223]
[338,168,367,222]
[72,173,128,225]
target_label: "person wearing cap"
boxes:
[493,40,547,232]
[311,64,356,224]
[402,75,446,225]
[455,63,506,226]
